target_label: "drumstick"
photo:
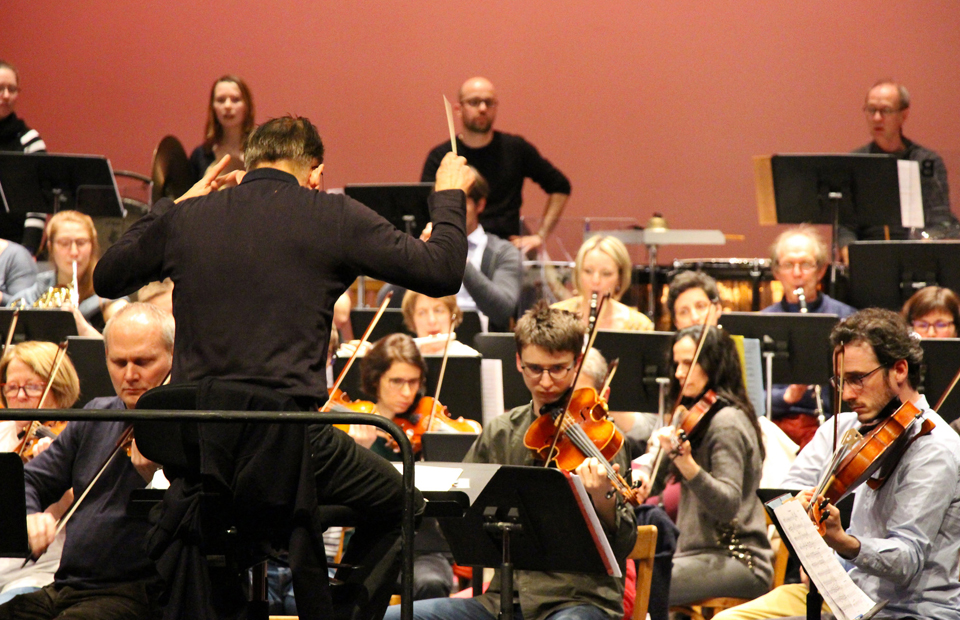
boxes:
[443,95,457,156]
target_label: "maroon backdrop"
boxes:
[3,1,959,261]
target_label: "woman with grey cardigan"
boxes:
[650,325,773,606]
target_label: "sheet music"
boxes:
[392,463,463,492]
[741,337,766,418]
[898,160,924,228]
[773,500,877,620]
[568,473,622,578]
[481,358,505,425]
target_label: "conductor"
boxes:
[93,115,474,618]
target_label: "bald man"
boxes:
[421,77,571,253]
[842,79,957,249]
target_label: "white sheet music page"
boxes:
[773,499,877,620]
[567,473,621,578]
[480,358,505,425]
[898,160,924,228]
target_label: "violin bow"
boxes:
[443,95,458,156]
[321,291,393,411]
[15,340,69,460]
[427,314,457,431]
[599,359,620,397]
[541,293,608,467]
[3,307,19,356]
[649,306,714,484]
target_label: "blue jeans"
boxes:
[382,596,610,620]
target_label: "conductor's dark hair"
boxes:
[668,325,764,459]
[467,167,489,203]
[244,116,325,171]
[830,308,923,389]
[514,301,585,357]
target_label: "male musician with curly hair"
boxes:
[715,308,960,620]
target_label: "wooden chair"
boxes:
[629,525,660,620]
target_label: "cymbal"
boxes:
[151,136,193,204]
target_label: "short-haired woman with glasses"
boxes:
[9,211,127,337]
[902,286,959,338]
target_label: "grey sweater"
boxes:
[675,405,772,585]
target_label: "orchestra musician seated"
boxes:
[188,75,254,183]
[636,325,772,607]
[0,303,171,620]
[384,301,637,620]
[0,341,80,605]
[714,309,960,620]
[343,333,457,600]
[552,235,654,331]
[667,271,723,329]
[9,211,127,338]
[0,238,37,307]
[135,279,173,317]
[902,285,959,338]
[761,226,855,448]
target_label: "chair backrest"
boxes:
[629,524,659,620]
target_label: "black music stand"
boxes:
[919,339,960,424]
[332,354,483,425]
[66,336,116,407]
[438,465,619,620]
[0,453,30,558]
[0,309,78,344]
[593,330,673,414]
[0,152,126,217]
[847,241,960,310]
[757,153,901,296]
[719,313,839,417]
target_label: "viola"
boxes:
[672,390,719,446]
[809,398,932,534]
[323,387,378,434]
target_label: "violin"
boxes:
[523,293,640,506]
[808,397,933,534]
[394,396,482,454]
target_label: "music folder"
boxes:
[0,454,30,558]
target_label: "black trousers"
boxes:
[309,423,423,620]
[0,582,161,620]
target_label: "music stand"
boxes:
[438,465,619,620]
[344,183,433,307]
[754,153,901,296]
[66,336,116,407]
[420,432,479,462]
[0,309,78,344]
[348,308,483,346]
[919,339,960,424]
[0,454,30,558]
[719,313,839,417]
[847,241,960,310]
[0,152,126,217]
[592,331,673,414]
[332,354,483,425]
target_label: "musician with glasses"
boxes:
[760,226,855,448]
[384,302,636,620]
[421,77,571,253]
[714,308,960,620]
[901,285,959,339]
[842,80,957,253]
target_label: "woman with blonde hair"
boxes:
[10,211,127,336]
[0,341,80,603]
[552,235,653,331]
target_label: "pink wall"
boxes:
[4,1,959,262]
